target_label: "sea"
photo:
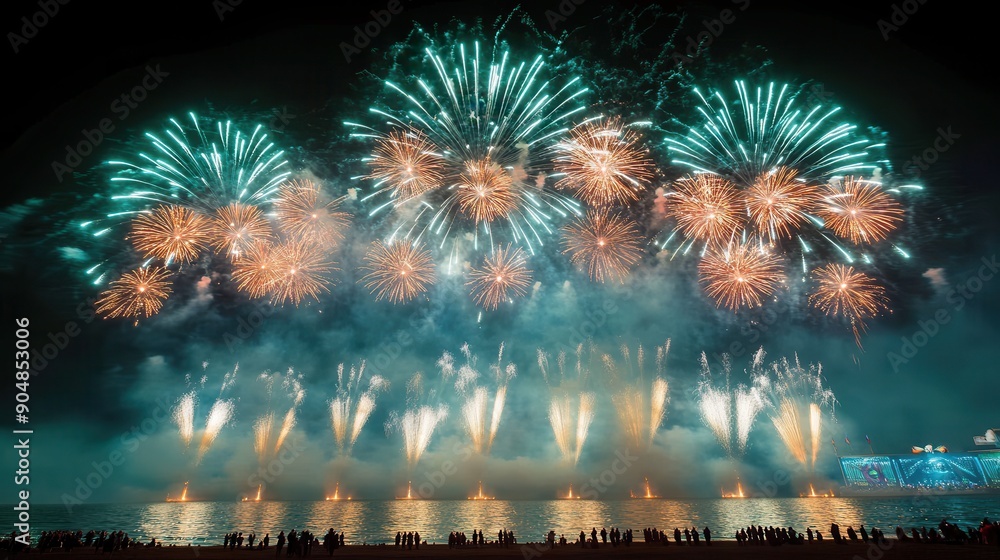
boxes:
[17,496,998,545]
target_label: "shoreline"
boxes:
[6,541,1000,559]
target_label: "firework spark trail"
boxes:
[762,354,837,470]
[697,351,766,458]
[273,408,296,452]
[253,412,274,462]
[450,343,516,455]
[538,346,595,465]
[553,117,655,206]
[605,341,671,451]
[196,399,234,465]
[174,392,196,447]
[394,405,449,467]
[329,362,389,456]
[347,41,588,254]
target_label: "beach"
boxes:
[10,541,999,560]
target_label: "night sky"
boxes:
[1,0,997,505]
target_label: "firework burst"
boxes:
[208,203,272,258]
[268,238,336,306]
[95,266,173,321]
[365,129,444,202]
[698,240,784,310]
[554,117,656,206]
[562,211,643,283]
[817,177,904,244]
[360,240,435,304]
[467,245,532,310]
[745,167,820,242]
[129,205,210,264]
[663,175,743,246]
[809,263,889,340]
[348,41,588,253]
[666,81,886,184]
[274,179,351,248]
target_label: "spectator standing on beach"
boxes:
[704,526,711,545]
[601,527,607,543]
[847,526,857,541]
[395,532,401,547]
[276,531,285,556]
[860,525,868,543]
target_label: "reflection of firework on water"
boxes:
[696,349,767,458]
[129,205,210,264]
[662,175,743,247]
[553,117,655,206]
[274,179,351,248]
[196,399,235,465]
[759,354,837,470]
[360,240,435,304]
[329,361,389,457]
[268,238,337,306]
[364,130,444,202]
[809,263,890,339]
[95,266,173,322]
[174,392,196,447]
[537,346,596,466]
[817,177,903,245]
[467,245,532,310]
[442,343,517,455]
[698,240,784,310]
[208,203,273,258]
[602,341,671,451]
[562,211,643,283]
[347,41,587,253]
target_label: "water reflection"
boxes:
[31,496,997,545]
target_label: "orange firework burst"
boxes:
[698,241,784,310]
[208,203,272,258]
[360,240,435,304]
[274,179,351,247]
[562,211,643,283]
[809,264,889,321]
[745,167,820,241]
[95,267,173,320]
[455,159,517,223]
[367,130,444,201]
[554,118,655,206]
[130,205,210,263]
[269,239,336,306]
[664,175,743,246]
[467,245,532,310]
[816,177,903,244]
[232,240,280,299]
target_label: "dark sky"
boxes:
[1,0,998,506]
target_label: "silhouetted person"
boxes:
[684,528,691,544]
[860,525,869,543]
[395,532,401,547]
[674,528,681,544]
[704,526,711,545]
[601,527,607,543]
[276,531,285,557]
